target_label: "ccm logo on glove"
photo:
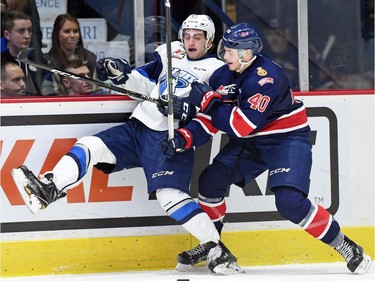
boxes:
[200,90,223,113]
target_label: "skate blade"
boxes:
[175,263,204,272]
[354,253,372,275]
[212,261,245,275]
[11,168,42,214]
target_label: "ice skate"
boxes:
[176,241,215,272]
[176,241,244,275]
[206,241,245,275]
[335,235,372,274]
[11,165,66,214]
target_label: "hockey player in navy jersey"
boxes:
[162,22,372,274]
[11,15,244,275]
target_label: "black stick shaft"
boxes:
[17,48,167,106]
[165,0,174,140]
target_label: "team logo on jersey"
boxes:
[257,67,267,76]
[216,84,236,95]
[172,49,186,59]
[159,70,179,101]
[258,77,274,86]
[159,68,197,101]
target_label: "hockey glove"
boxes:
[161,128,193,158]
[189,81,223,114]
[96,57,131,84]
[158,96,197,126]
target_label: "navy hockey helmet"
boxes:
[221,22,263,54]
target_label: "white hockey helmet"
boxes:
[178,14,215,41]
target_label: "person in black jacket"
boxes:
[42,13,97,96]
[1,9,44,95]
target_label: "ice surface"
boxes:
[4,262,374,281]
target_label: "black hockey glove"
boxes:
[96,57,131,84]
[161,128,193,158]
[189,81,223,114]
[158,96,197,126]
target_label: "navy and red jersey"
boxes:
[186,54,310,145]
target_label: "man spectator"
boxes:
[1,61,26,97]
[1,9,44,95]
[61,59,94,96]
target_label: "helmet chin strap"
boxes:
[204,41,213,54]
[237,54,257,73]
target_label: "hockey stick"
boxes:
[165,0,174,140]
[17,48,167,106]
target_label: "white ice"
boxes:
[4,262,374,281]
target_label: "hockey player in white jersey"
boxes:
[11,14,243,275]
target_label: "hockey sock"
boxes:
[299,204,341,244]
[181,212,221,244]
[198,194,226,235]
[51,154,80,190]
[214,221,224,235]
[156,188,220,244]
[274,187,341,245]
[50,142,90,191]
[52,136,116,191]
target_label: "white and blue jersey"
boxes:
[95,41,224,193]
[118,41,224,131]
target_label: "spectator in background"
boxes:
[1,61,26,97]
[1,0,44,86]
[263,26,299,90]
[1,0,43,51]
[60,59,93,96]
[42,13,97,96]
[1,1,7,51]
[1,9,44,95]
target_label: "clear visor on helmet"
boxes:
[217,39,245,61]
[217,39,226,61]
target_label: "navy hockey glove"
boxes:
[161,128,193,158]
[96,57,131,84]
[158,96,197,125]
[189,81,223,114]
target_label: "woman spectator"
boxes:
[42,13,97,96]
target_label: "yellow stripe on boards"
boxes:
[1,235,191,277]
[222,226,374,266]
[1,226,373,277]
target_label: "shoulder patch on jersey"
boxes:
[172,49,186,59]
[257,67,267,76]
[258,77,274,86]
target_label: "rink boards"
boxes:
[0,91,374,277]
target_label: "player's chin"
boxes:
[227,63,236,71]
[21,43,31,49]
[187,49,200,59]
